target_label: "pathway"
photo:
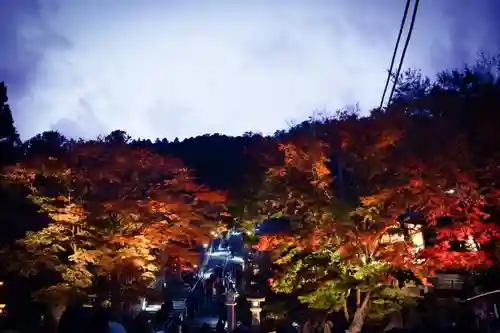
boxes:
[164,230,247,331]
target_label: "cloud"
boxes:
[50,98,108,139]
[1,0,500,141]
[0,0,70,99]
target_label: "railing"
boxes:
[461,289,500,303]
[162,231,243,332]
[162,277,204,332]
[162,272,232,331]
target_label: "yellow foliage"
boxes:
[2,142,227,301]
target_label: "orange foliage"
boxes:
[257,109,500,291]
[4,141,227,271]
[254,235,299,251]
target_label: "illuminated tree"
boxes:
[2,141,226,314]
[254,139,499,333]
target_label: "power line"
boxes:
[379,0,412,110]
[387,0,420,106]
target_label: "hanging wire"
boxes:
[379,0,412,110]
[387,0,421,106]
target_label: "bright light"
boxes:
[0,281,3,286]
[445,189,455,195]
[144,304,162,312]
[203,243,209,248]
[194,265,198,268]
[230,256,244,263]
[211,250,231,256]
[252,301,259,307]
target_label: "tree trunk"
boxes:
[343,289,351,322]
[348,291,371,333]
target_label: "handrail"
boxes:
[162,233,241,332]
[162,278,204,332]
[460,289,500,303]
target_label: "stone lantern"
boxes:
[246,297,266,328]
[225,289,239,333]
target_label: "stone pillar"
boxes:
[247,297,265,328]
[226,290,238,333]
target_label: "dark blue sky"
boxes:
[1,0,500,141]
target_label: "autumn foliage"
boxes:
[252,110,500,332]
[2,141,226,305]
[2,52,500,333]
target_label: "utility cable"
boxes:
[387,0,420,106]
[379,0,412,110]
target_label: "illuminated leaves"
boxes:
[2,141,227,301]
[258,140,335,236]
[251,111,499,327]
[255,235,299,252]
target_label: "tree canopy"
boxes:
[246,57,500,332]
[2,140,226,307]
